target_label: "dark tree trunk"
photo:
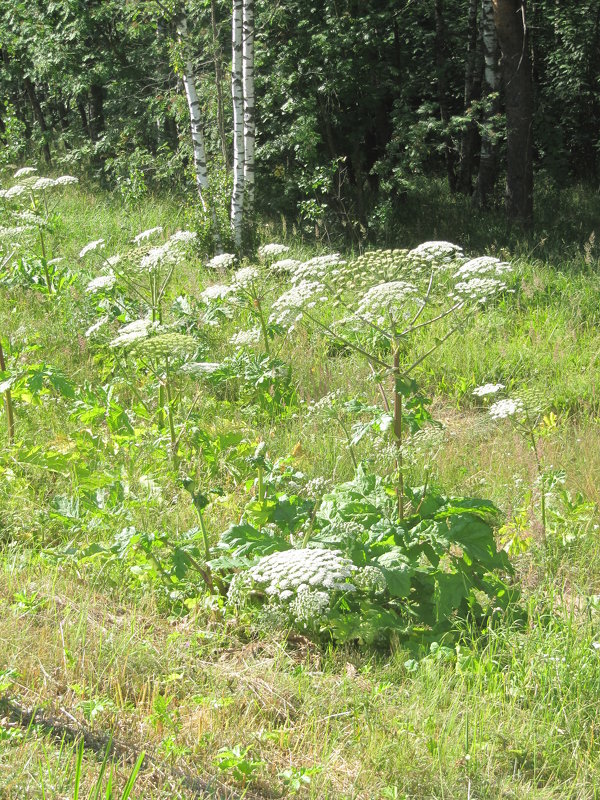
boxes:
[77,98,90,136]
[457,0,481,194]
[23,76,52,164]
[492,0,534,225]
[435,0,457,193]
[88,83,105,142]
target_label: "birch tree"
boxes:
[242,0,255,220]
[177,14,222,251]
[475,0,501,207]
[230,0,244,249]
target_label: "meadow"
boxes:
[1,173,600,799]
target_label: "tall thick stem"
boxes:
[393,346,404,521]
[0,341,15,444]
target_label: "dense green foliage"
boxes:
[1,0,599,238]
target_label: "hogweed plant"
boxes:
[474,383,551,543]
[269,243,514,518]
[0,167,78,294]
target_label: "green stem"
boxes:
[255,298,270,355]
[257,465,264,503]
[164,358,178,469]
[528,425,546,543]
[0,341,15,444]
[39,229,52,294]
[393,345,404,521]
[197,508,211,561]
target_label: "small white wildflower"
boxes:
[206,252,236,270]
[14,167,37,178]
[5,184,27,199]
[86,272,116,294]
[106,254,122,267]
[230,327,261,347]
[472,383,505,397]
[133,226,163,244]
[258,243,289,258]
[53,175,78,186]
[32,177,56,191]
[79,239,105,258]
[489,398,524,420]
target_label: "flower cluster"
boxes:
[200,283,233,302]
[290,254,346,285]
[206,253,236,270]
[85,272,116,294]
[268,281,327,329]
[270,258,301,275]
[472,383,505,397]
[354,280,419,326]
[133,227,163,244]
[407,241,463,263]
[258,243,289,259]
[109,319,156,347]
[454,256,511,279]
[450,276,509,304]
[229,547,356,605]
[230,327,261,347]
[139,230,196,272]
[79,239,105,258]
[488,398,524,420]
[231,266,259,290]
[128,331,198,361]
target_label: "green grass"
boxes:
[1,177,600,798]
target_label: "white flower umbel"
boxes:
[258,243,289,259]
[53,175,78,186]
[32,177,56,191]
[109,318,155,348]
[270,258,302,274]
[450,276,508,304]
[79,239,105,258]
[180,361,221,377]
[236,547,357,602]
[231,266,259,290]
[454,256,512,279]
[85,315,110,339]
[291,254,346,285]
[14,167,37,178]
[85,272,116,294]
[408,241,463,262]
[269,280,328,329]
[200,283,234,302]
[354,280,419,326]
[472,383,505,397]
[169,230,197,244]
[489,398,524,420]
[206,253,236,270]
[230,327,261,347]
[106,254,122,267]
[133,227,163,244]
[5,185,27,199]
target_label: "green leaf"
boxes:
[218,523,289,558]
[372,550,413,597]
[433,571,469,622]
[395,376,418,397]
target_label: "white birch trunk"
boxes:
[178,16,222,252]
[475,0,501,206]
[231,0,245,249]
[242,0,255,219]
